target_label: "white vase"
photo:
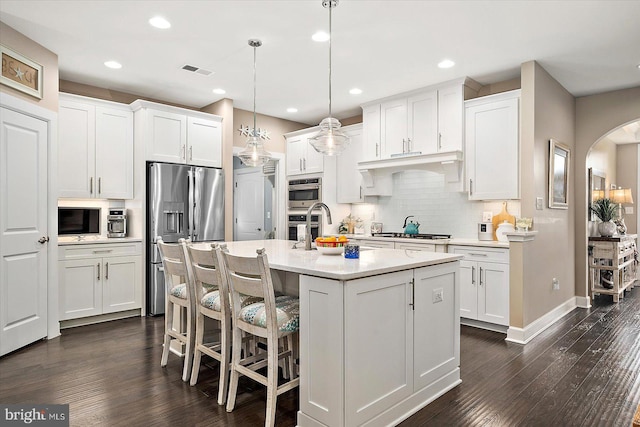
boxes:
[598,220,616,237]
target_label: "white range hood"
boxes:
[357,150,463,193]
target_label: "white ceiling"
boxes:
[1,0,639,125]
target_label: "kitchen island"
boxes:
[196,240,462,427]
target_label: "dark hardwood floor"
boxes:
[1,287,639,426]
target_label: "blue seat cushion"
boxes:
[237,295,300,333]
[170,283,217,300]
[201,291,262,312]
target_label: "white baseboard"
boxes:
[506,297,578,345]
[461,318,508,334]
[575,295,591,308]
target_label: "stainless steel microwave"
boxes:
[288,177,321,209]
[58,207,100,235]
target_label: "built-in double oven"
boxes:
[287,177,323,241]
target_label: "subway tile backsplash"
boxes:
[351,170,520,238]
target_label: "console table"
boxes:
[588,234,637,302]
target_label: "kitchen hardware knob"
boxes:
[98,177,102,194]
[37,236,49,244]
[105,262,109,280]
[479,267,483,285]
[97,263,100,280]
[257,228,262,231]
[90,177,93,194]
[471,266,476,285]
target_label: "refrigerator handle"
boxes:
[188,168,195,240]
[192,168,199,240]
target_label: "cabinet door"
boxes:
[59,259,102,320]
[413,263,459,391]
[58,100,95,198]
[336,125,364,203]
[102,256,142,313]
[304,140,324,175]
[362,104,381,161]
[466,96,519,200]
[358,239,395,249]
[395,242,436,252]
[477,261,509,326]
[459,260,478,320]
[187,116,222,168]
[380,98,407,158]
[345,270,413,426]
[286,136,305,176]
[95,107,134,199]
[437,85,463,152]
[407,91,438,154]
[146,109,187,163]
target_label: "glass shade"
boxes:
[309,117,351,156]
[238,135,271,167]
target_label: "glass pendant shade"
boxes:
[238,135,271,167]
[239,38,271,167]
[311,0,350,156]
[309,117,350,155]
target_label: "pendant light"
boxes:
[238,39,272,167]
[309,0,350,156]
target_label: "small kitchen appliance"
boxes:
[107,209,127,238]
[478,222,493,241]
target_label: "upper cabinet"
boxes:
[59,94,133,199]
[131,100,222,168]
[362,80,474,161]
[465,90,520,200]
[285,129,324,176]
[336,124,364,203]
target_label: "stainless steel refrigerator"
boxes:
[147,162,224,315]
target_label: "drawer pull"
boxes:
[469,253,488,257]
[105,262,109,280]
[93,250,113,253]
[97,263,100,280]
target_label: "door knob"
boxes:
[38,236,49,244]
[257,228,262,231]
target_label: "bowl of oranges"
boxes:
[315,235,349,255]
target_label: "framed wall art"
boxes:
[549,139,570,209]
[1,45,43,99]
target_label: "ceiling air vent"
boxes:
[181,64,213,76]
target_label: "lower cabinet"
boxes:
[348,238,395,249]
[59,242,142,321]
[448,245,509,326]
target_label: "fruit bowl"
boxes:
[315,237,349,255]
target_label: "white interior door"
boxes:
[234,167,265,241]
[0,106,48,356]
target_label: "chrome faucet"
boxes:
[305,202,332,250]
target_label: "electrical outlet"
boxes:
[432,288,444,303]
[536,197,543,210]
[552,278,559,290]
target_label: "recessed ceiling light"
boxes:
[349,88,363,95]
[637,64,640,69]
[104,61,122,69]
[312,31,330,42]
[212,88,226,95]
[287,108,298,113]
[149,16,171,29]
[438,59,455,69]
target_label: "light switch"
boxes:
[625,206,634,214]
[536,197,543,210]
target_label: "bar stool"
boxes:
[187,243,232,405]
[157,238,195,382]
[222,247,299,427]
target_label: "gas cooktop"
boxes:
[371,232,451,240]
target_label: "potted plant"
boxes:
[590,198,619,237]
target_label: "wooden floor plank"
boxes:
[1,289,638,426]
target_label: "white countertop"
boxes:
[192,239,462,281]
[344,234,509,249]
[58,236,142,246]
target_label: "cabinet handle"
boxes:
[189,146,193,161]
[409,278,415,311]
[472,266,476,285]
[299,159,302,171]
[90,177,93,194]
[469,252,488,257]
[479,267,484,286]
[105,262,109,280]
[438,133,442,150]
[359,186,363,199]
[98,177,102,194]
[469,179,473,196]
[303,158,306,170]
[97,263,100,280]
[376,142,379,157]
[181,144,186,160]
[92,249,113,254]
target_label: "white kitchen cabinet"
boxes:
[131,100,222,168]
[285,130,323,176]
[395,241,447,253]
[437,84,464,152]
[348,238,395,249]
[448,245,509,327]
[380,97,409,157]
[343,263,459,425]
[336,124,365,203]
[465,90,520,200]
[58,242,142,321]
[362,104,381,161]
[59,94,133,199]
